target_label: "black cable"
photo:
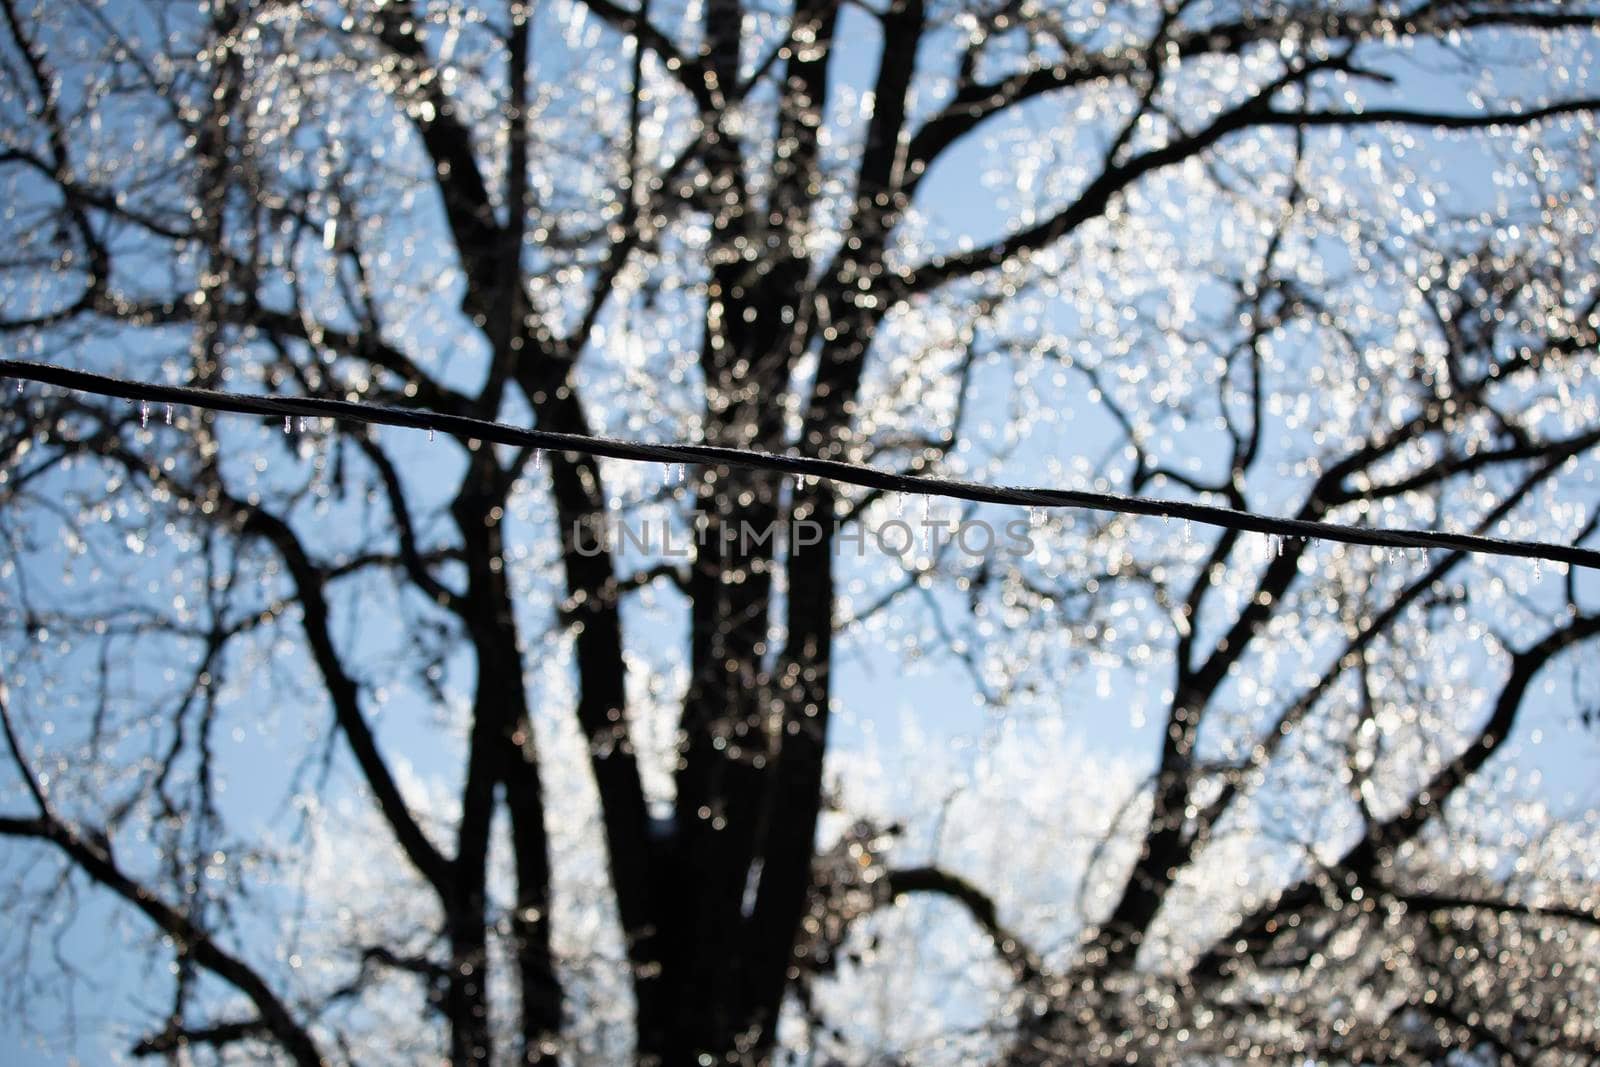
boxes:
[4,358,1597,571]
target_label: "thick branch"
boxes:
[132,1019,269,1058]
[572,0,720,112]
[902,95,1600,296]
[33,818,324,1066]
[886,866,1045,984]
[0,805,324,1067]
[239,505,454,896]
[1192,611,1600,983]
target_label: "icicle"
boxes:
[1533,558,1542,583]
[428,427,435,442]
[140,401,149,428]
[1183,519,1192,543]
[1274,533,1284,558]
[283,415,292,435]
[164,404,173,425]
[895,494,903,518]
[534,448,543,471]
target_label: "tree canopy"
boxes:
[2,0,1599,1063]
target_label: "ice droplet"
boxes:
[283,415,291,435]
[428,427,435,442]
[140,401,149,428]
[1533,558,1542,583]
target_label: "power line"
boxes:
[4,358,1597,571]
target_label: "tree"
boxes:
[2,0,1599,1062]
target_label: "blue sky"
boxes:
[4,1,1600,1062]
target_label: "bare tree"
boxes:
[2,0,1598,1063]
